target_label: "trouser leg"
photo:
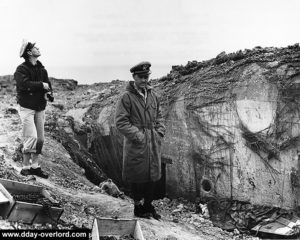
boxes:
[18,106,36,169]
[143,181,161,219]
[34,110,45,154]
[131,182,156,203]
[143,181,155,206]
[131,183,144,203]
[31,110,45,168]
[131,182,151,218]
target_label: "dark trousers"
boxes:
[131,182,156,205]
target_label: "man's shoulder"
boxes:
[117,88,139,107]
[17,61,45,69]
[120,90,134,100]
[121,82,136,96]
[15,62,29,72]
[17,61,27,67]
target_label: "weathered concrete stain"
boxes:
[66,107,89,124]
[163,95,197,199]
[50,45,300,211]
[162,61,300,209]
[97,106,114,136]
[235,64,278,133]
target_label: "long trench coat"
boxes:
[115,81,165,183]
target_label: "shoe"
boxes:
[134,204,151,219]
[144,203,161,220]
[31,167,49,179]
[20,168,32,176]
[152,211,161,220]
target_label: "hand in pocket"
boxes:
[135,131,145,143]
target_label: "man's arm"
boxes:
[115,93,142,142]
[14,65,43,92]
[43,69,53,91]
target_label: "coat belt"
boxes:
[135,123,154,130]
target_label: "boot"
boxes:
[134,204,151,219]
[20,168,32,176]
[144,203,161,220]
[30,167,49,179]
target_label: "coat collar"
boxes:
[24,60,44,68]
[126,81,152,94]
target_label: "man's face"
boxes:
[29,46,41,58]
[133,74,150,90]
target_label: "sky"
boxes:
[0,0,299,84]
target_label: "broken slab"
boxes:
[251,216,300,237]
[0,187,9,204]
[0,178,63,224]
[92,217,145,240]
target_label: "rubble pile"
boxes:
[0,219,79,230]
[11,192,61,209]
[152,198,262,239]
[207,198,300,238]
[12,192,48,203]
[228,201,281,231]
[2,44,300,239]
[152,196,300,239]
[161,43,300,80]
[99,235,136,240]
[153,197,212,226]
[228,201,300,234]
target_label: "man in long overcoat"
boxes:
[115,61,165,219]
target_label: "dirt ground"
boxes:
[0,90,260,240]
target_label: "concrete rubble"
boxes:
[1,44,300,239]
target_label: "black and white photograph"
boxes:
[1,0,300,239]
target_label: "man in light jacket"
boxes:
[14,40,53,178]
[115,61,165,219]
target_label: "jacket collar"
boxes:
[126,81,152,93]
[24,60,44,68]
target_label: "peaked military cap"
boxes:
[130,61,151,75]
[19,39,35,58]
